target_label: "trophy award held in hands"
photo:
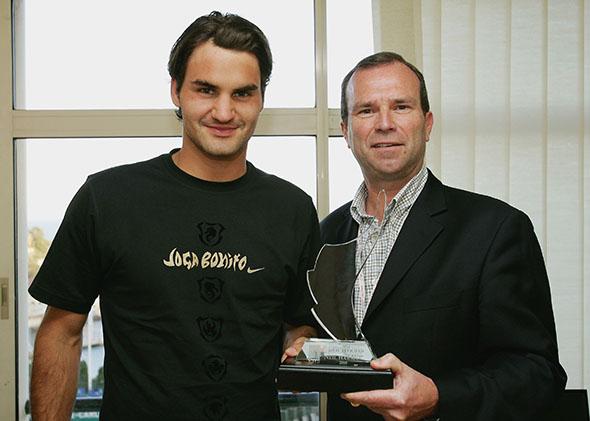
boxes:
[277,193,393,393]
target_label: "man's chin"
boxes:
[202,146,248,162]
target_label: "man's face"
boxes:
[342,62,433,188]
[171,40,263,163]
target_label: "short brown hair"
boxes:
[340,52,430,122]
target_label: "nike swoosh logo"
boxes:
[247,267,265,274]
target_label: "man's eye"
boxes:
[198,87,215,95]
[358,108,372,114]
[234,91,251,98]
[395,105,411,112]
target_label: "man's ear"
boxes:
[171,79,180,107]
[341,120,351,149]
[424,111,434,142]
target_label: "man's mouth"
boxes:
[372,142,400,148]
[205,124,239,137]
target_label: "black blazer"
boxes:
[320,172,567,420]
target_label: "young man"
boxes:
[320,52,566,420]
[29,12,318,420]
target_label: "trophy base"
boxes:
[277,358,392,393]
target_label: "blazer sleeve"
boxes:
[434,210,567,420]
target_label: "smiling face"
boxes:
[342,62,433,192]
[171,40,263,180]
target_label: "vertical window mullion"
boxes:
[314,0,330,219]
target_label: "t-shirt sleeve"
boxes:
[283,198,321,328]
[28,180,102,314]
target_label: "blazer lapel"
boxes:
[363,173,447,322]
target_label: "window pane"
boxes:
[248,136,317,203]
[329,137,363,211]
[327,0,374,108]
[17,0,314,109]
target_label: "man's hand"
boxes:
[281,324,317,363]
[342,353,439,421]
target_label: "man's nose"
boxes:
[211,95,234,122]
[376,108,396,131]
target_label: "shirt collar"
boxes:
[350,166,428,224]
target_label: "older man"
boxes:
[320,51,566,420]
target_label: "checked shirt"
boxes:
[350,167,428,330]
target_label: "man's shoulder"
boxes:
[442,183,516,214]
[78,154,169,207]
[80,157,169,203]
[321,201,352,225]
[319,201,356,244]
[250,164,313,204]
[88,154,165,183]
[431,178,528,229]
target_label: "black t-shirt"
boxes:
[29,151,321,420]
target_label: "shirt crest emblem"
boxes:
[197,317,223,342]
[203,355,227,381]
[198,222,225,246]
[198,277,224,303]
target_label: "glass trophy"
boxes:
[277,191,393,393]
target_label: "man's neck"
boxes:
[363,167,426,221]
[172,146,247,182]
[364,184,399,222]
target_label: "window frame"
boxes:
[1,0,349,419]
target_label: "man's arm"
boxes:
[31,306,88,421]
[281,324,317,363]
[431,210,566,419]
